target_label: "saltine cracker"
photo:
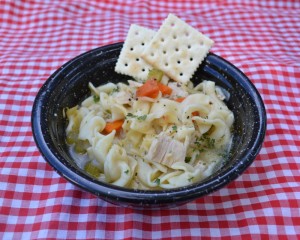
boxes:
[142,14,214,84]
[115,24,156,81]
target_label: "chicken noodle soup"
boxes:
[65,77,234,189]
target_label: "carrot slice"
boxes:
[175,97,186,103]
[192,111,200,116]
[157,82,172,95]
[101,119,124,135]
[136,79,160,98]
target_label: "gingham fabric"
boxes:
[1,0,299,239]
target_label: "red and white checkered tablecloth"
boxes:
[1,0,299,239]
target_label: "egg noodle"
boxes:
[65,75,234,190]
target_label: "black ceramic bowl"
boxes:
[32,42,266,208]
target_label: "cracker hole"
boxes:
[136,58,140,62]
[185,31,189,37]
[151,52,154,57]
[187,45,191,49]
[130,47,134,51]
[161,38,165,42]
[135,31,139,35]
[142,68,145,72]
[177,60,181,64]
[175,48,179,52]
[173,35,177,39]
[179,73,183,76]
[163,50,167,54]
[141,42,145,46]
[165,63,169,67]
[125,63,128,67]
[190,57,193,61]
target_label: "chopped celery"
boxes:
[66,131,77,145]
[66,106,82,133]
[84,161,101,178]
[147,69,164,82]
[74,140,89,154]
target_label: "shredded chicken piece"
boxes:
[146,134,186,167]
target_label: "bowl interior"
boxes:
[32,43,266,207]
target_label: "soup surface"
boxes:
[65,78,234,190]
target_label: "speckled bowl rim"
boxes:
[32,42,267,207]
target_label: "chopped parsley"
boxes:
[154,178,160,185]
[137,115,147,121]
[194,133,215,149]
[188,177,194,182]
[124,169,129,174]
[172,125,177,132]
[192,145,205,153]
[111,86,119,93]
[93,95,100,103]
[185,157,191,163]
[206,137,215,149]
[126,113,135,118]
[126,113,147,121]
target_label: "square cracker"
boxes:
[142,14,214,84]
[115,24,156,81]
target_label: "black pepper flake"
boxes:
[187,116,190,119]
[209,101,213,105]
[128,98,132,101]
